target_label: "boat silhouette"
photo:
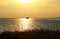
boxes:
[26,17,29,19]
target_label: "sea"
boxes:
[0,18,60,33]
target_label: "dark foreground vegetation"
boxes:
[0,30,60,39]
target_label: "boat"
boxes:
[26,17,29,19]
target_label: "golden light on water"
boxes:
[18,18,33,32]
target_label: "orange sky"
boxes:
[0,0,60,18]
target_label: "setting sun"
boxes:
[21,0,32,3]
[18,0,32,3]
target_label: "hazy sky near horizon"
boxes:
[0,0,60,18]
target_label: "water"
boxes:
[0,18,60,32]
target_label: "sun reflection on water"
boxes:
[18,18,33,32]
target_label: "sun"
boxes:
[21,0,32,3]
[17,0,32,3]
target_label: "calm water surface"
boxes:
[0,18,60,32]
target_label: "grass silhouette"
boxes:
[0,30,60,39]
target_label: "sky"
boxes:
[0,0,60,18]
